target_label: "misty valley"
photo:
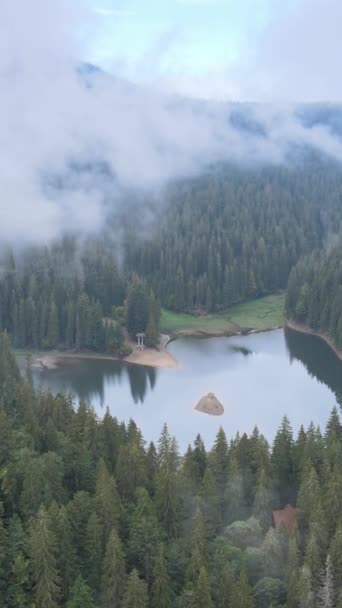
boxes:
[2,2,342,605]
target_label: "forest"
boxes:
[0,332,341,607]
[0,161,341,354]
[0,239,160,353]
[286,242,342,348]
[125,162,342,312]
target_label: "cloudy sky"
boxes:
[84,0,341,102]
[1,0,342,243]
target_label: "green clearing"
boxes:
[160,292,285,333]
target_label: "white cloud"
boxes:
[1,0,342,246]
[241,0,342,102]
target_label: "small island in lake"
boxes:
[195,392,224,416]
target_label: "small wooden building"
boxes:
[272,504,298,536]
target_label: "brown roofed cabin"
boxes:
[272,504,298,536]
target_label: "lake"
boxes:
[30,329,342,450]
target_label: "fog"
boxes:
[1,0,342,243]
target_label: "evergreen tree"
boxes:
[126,278,150,337]
[151,544,171,608]
[155,425,180,538]
[28,507,61,608]
[272,416,294,505]
[66,576,95,608]
[297,565,314,608]
[128,487,162,584]
[194,566,213,608]
[95,458,121,545]
[101,528,126,607]
[122,569,149,608]
[231,569,255,608]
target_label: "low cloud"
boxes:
[1,0,342,245]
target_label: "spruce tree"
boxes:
[122,569,149,608]
[128,487,162,584]
[28,507,61,608]
[101,528,126,607]
[194,566,213,608]
[155,425,180,538]
[286,537,300,608]
[297,565,314,608]
[66,575,95,608]
[95,458,121,545]
[231,570,255,608]
[151,544,171,608]
[85,511,103,591]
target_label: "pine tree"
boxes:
[122,569,149,608]
[126,278,150,337]
[46,299,59,348]
[231,570,255,608]
[329,522,342,590]
[286,537,300,608]
[194,566,213,608]
[28,507,61,608]
[66,576,95,608]
[101,528,126,607]
[272,416,294,505]
[217,562,234,608]
[297,565,314,608]
[85,511,103,590]
[0,501,9,605]
[155,425,180,538]
[151,544,171,608]
[145,314,159,347]
[253,467,273,531]
[128,487,162,584]
[187,510,208,584]
[95,458,121,545]
[55,505,77,601]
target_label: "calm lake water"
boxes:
[30,329,342,450]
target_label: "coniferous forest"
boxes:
[0,332,341,608]
[0,162,341,353]
[125,163,342,312]
[286,242,342,348]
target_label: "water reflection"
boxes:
[284,329,342,405]
[229,345,253,357]
[30,329,342,450]
[38,358,157,405]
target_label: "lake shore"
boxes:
[167,324,283,341]
[30,334,179,371]
[286,320,342,361]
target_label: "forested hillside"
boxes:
[286,242,342,348]
[0,332,341,607]
[125,163,342,312]
[0,162,341,351]
[0,238,125,351]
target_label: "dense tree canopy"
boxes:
[0,332,341,606]
[286,241,342,348]
[125,163,342,312]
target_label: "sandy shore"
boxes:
[286,320,342,361]
[32,335,179,371]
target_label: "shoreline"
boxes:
[286,320,342,361]
[167,324,283,342]
[29,334,179,371]
[27,326,286,371]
